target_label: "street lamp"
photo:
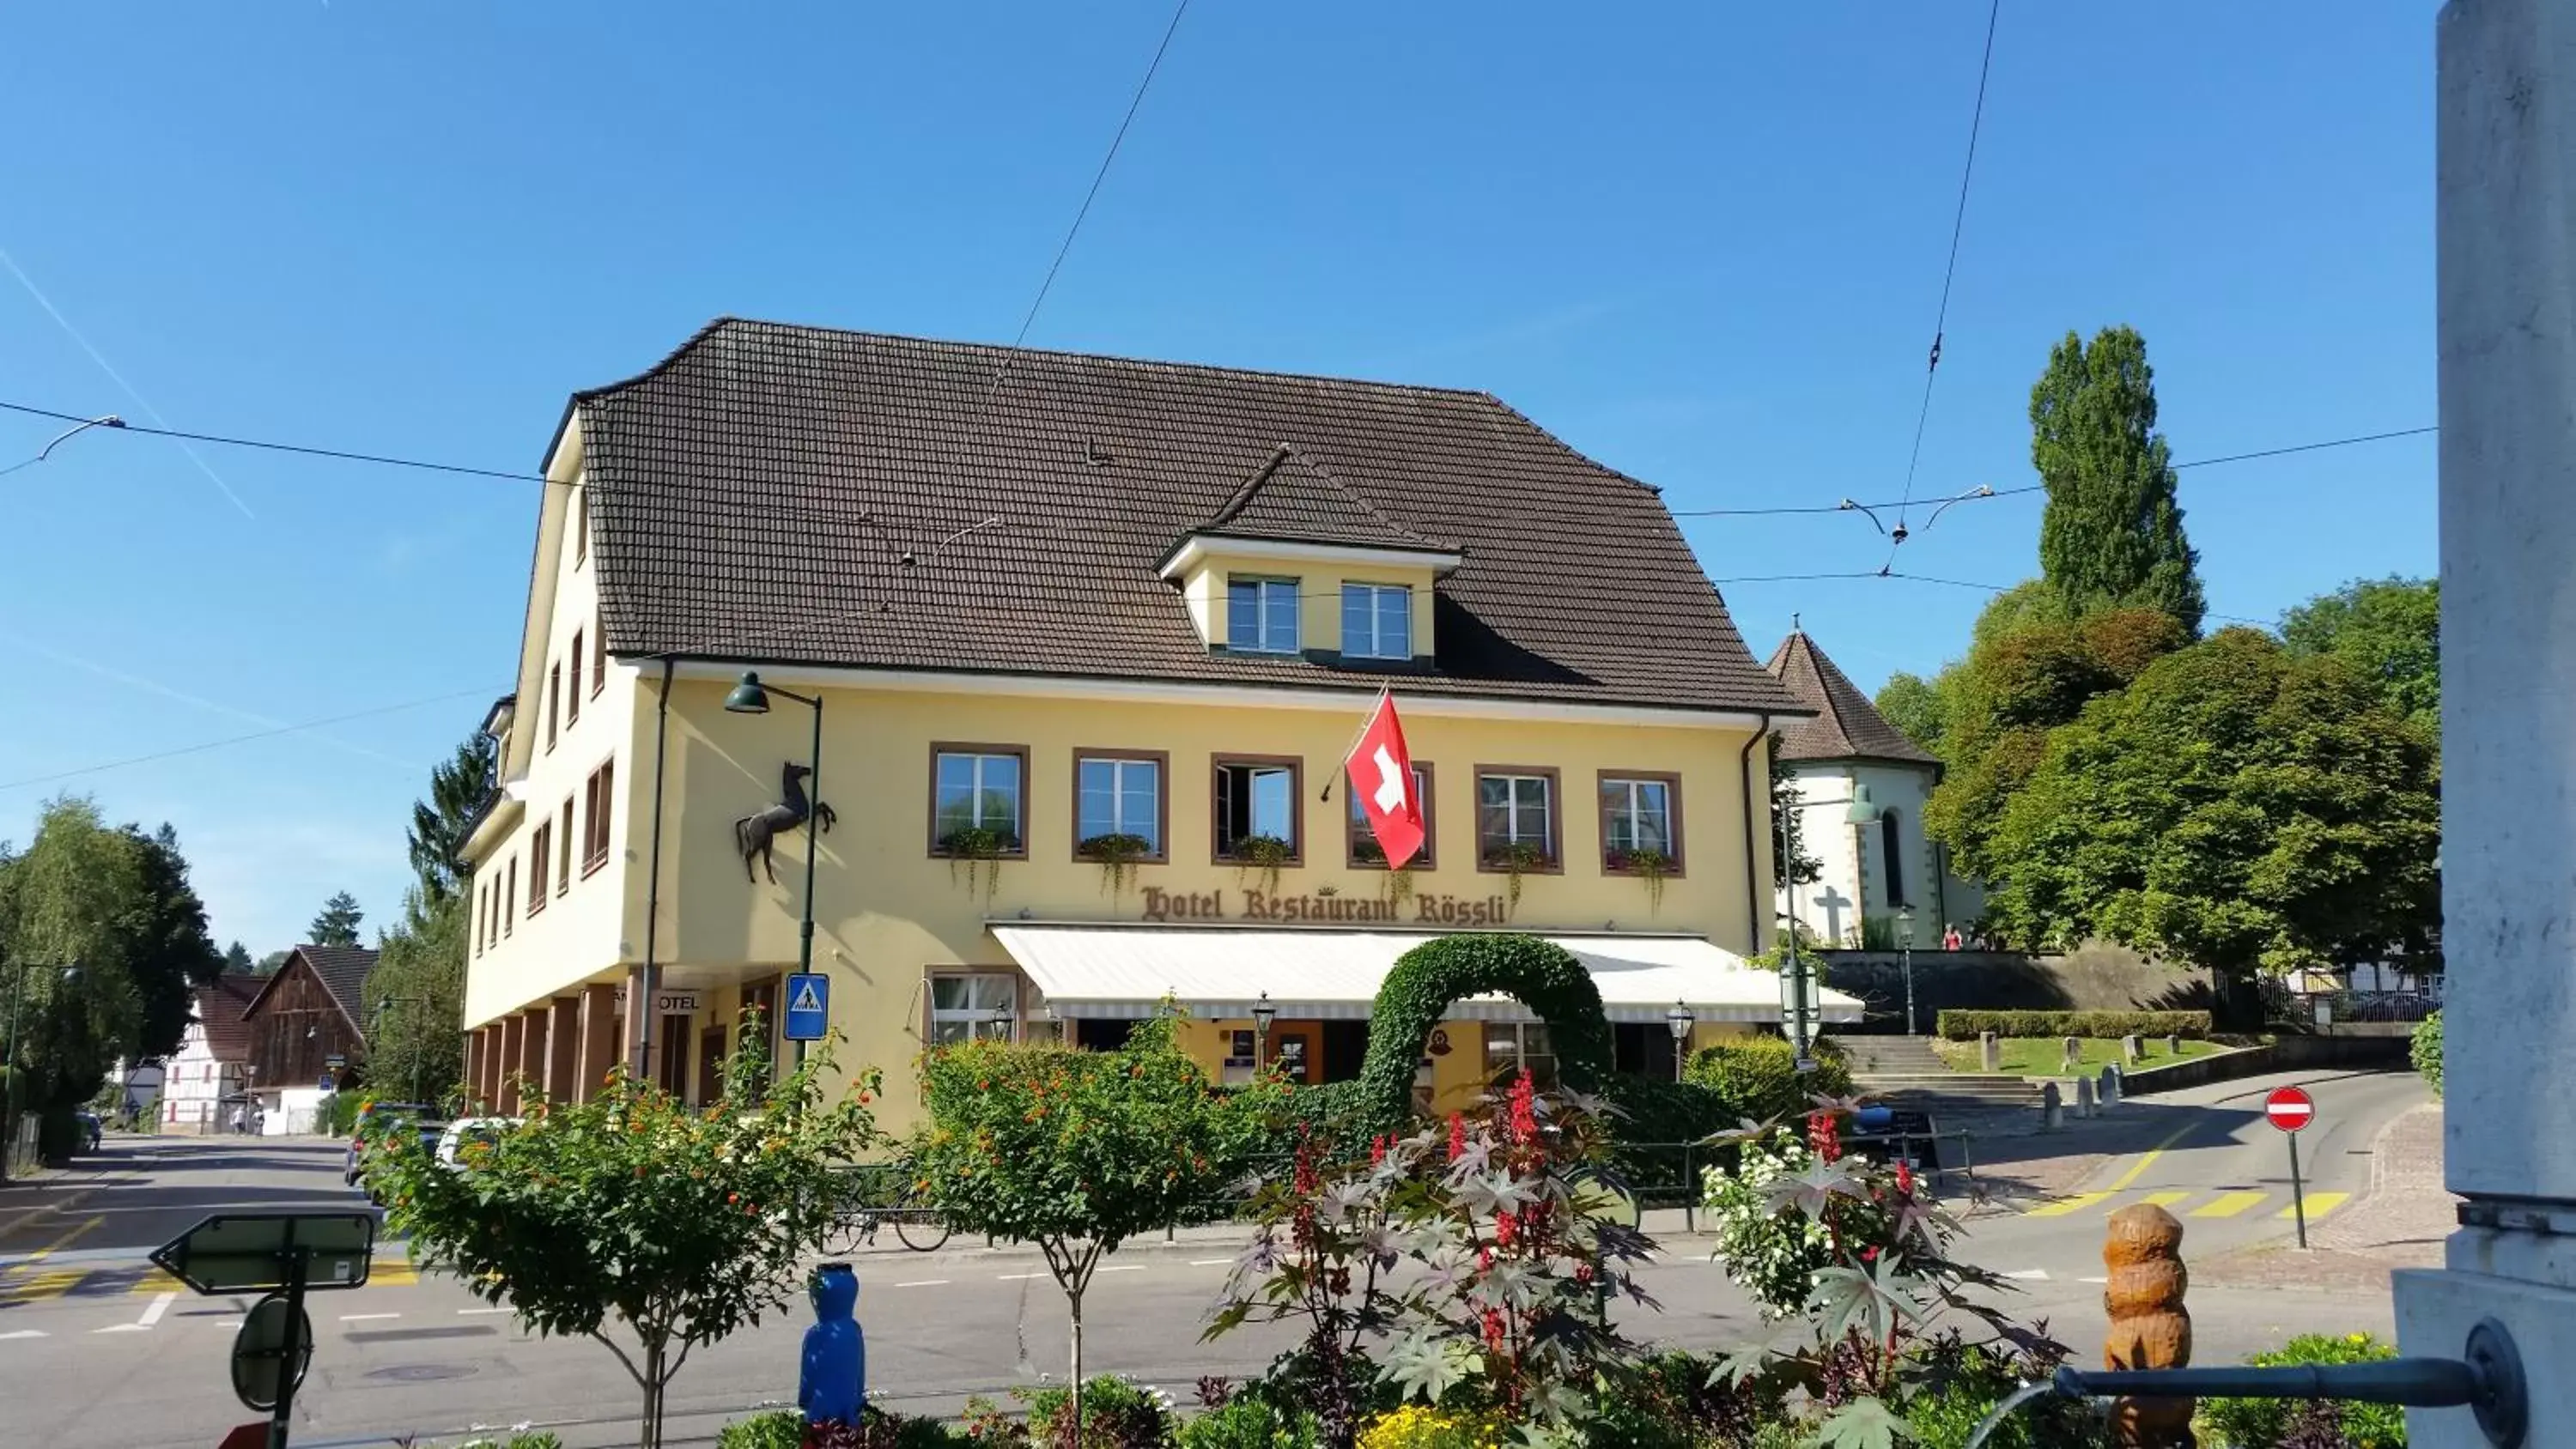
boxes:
[1897,906,1917,1037]
[1250,992,1276,1075]
[2,964,79,1179]
[1664,1000,1693,1082]
[725,670,826,1066]
[987,1001,1013,1044]
[1775,913,1817,1072]
[0,415,125,478]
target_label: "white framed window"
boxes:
[1226,577,1300,653]
[1476,770,1559,868]
[1600,775,1680,872]
[1078,755,1163,858]
[1215,757,1303,862]
[1340,584,1413,658]
[1483,1022,1559,1092]
[930,973,1018,1045]
[931,747,1027,855]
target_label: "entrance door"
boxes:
[655,1014,691,1098]
[697,1025,727,1106]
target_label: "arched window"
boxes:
[1881,808,1906,906]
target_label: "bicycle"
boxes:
[826,1164,953,1254]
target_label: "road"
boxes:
[0,1067,2427,1449]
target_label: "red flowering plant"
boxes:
[1700,1095,2087,1447]
[1206,1072,1656,1446]
[365,1024,884,1449]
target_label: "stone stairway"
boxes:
[1831,1034,2043,1113]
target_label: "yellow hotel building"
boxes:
[456,320,1859,1130]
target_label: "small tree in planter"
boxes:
[914,1008,1281,1432]
[365,1034,884,1448]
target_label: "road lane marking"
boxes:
[137,1290,174,1327]
[2002,1269,2050,1281]
[458,1307,513,1316]
[2189,1191,2268,1219]
[15,1214,104,1265]
[997,1272,1045,1281]
[2281,1191,2350,1221]
[0,1329,44,1340]
[1095,1264,1143,1273]
[2079,1276,2109,1284]
[2103,1123,2200,1193]
[340,1313,401,1322]
[94,1324,150,1333]
[2139,1191,2192,1210]
[1189,1258,1234,1266]
[0,1269,87,1305]
[2026,1192,2115,1217]
[895,1280,950,1288]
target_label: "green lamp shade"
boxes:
[1844,782,1879,823]
[723,671,771,714]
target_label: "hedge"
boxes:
[2411,1010,2443,1099]
[1352,934,1614,1137]
[1935,1009,2210,1041]
[1682,1034,1853,1123]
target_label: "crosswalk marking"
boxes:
[2189,1191,2269,1219]
[129,1258,418,1294]
[0,1269,87,1305]
[2025,1191,2115,1217]
[2281,1191,2350,1221]
[2139,1191,2192,1209]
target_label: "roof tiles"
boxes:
[1763,631,1938,765]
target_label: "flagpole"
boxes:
[1319,687,1394,802]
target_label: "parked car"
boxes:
[435,1117,522,1168]
[345,1101,444,1187]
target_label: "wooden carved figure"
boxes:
[2102,1203,2192,1447]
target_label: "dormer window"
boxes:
[1341,584,1412,659]
[1226,577,1300,653]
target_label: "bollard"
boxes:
[800,1261,867,1431]
[2043,1081,2063,1131]
[1980,1031,2000,1072]
[2063,1035,2085,1073]
[2100,1064,2123,1109]
[2075,1074,2098,1119]
[2103,1204,2192,1447]
[2123,1034,2145,1064]
[2165,1033,2182,1058]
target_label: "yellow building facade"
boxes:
[456,321,1856,1131]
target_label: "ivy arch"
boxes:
[1354,933,1615,1131]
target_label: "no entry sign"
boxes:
[2266,1085,2316,1133]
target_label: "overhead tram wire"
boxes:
[1886,0,2006,568]
[1707,567,2273,628]
[0,398,554,485]
[0,685,500,791]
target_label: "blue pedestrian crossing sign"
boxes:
[783,972,830,1041]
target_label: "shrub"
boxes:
[1178,1397,1318,1449]
[1024,1375,1178,1449]
[1698,1125,1881,1318]
[2411,1011,2443,1099]
[1353,1407,1504,1449]
[2196,1333,2406,1448]
[716,1413,804,1449]
[1353,935,1616,1137]
[1580,1351,1759,1449]
[1934,1009,2210,1041]
[1682,1034,1853,1121]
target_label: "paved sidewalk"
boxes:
[2197,1102,2451,1291]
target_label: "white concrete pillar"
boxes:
[2395,3,2576,1441]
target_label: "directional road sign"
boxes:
[783,972,831,1042]
[150,1213,376,1295]
[2265,1085,2317,1133]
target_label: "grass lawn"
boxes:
[1930,1035,2227,1075]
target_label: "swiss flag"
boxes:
[1345,691,1426,870]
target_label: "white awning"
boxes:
[987,925,1863,1025]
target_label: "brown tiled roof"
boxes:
[572,320,1801,714]
[1763,631,1938,765]
[191,974,264,1063]
[1193,444,1451,555]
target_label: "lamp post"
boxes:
[3,965,79,1179]
[1250,992,1276,1076]
[987,1001,1013,1045]
[1664,999,1693,1082]
[378,995,431,1106]
[1777,914,1816,1072]
[725,670,825,1067]
[1896,906,1917,1037]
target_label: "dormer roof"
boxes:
[1763,629,1939,766]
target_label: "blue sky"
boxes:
[0,3,2438,955]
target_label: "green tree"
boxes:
[0,799,146,1153]
[307,891,364,948]
[914,1011,1277,1428]
[253,949,289,976]
[2031,326,2205,634]
[1979,629,2439,997]
[2281,576,2439,742]
[362,886,467,1107]
[409,736,496,904]
[367,1035,883,1449]
[222,941,253,975]
[1770,736,1821,890]
[1923,607,2190,892]
[117,823,223,1061]
[1872,672,1951,761]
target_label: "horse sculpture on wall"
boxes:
[736,761,838,884]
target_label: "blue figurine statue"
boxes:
[799,1262,866,1432]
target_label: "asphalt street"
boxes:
[0,1066,2427,1449]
